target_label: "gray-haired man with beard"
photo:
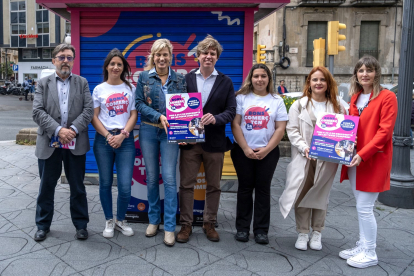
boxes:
[32,44,93,241]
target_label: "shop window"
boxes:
[65,21,71,35]
[42,49,51,59]
[359,21,380,60]
[36,4,50,47]
[306,21,327,67]
[22,49,39,59]
[10,0,26,47]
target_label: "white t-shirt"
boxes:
[235,92,288,149]
[311,99,327,120]
[92,82,136,130]
[356,93,371,115]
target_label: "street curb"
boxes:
[16,127,37,144]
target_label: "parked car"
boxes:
[282,91,350,112]
[389,82,414,97]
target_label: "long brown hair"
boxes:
[236,63,275,96]
[349,55,383,100]
[303,66,340,113]
[103,48,132,90]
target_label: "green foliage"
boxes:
[0,62,14,77]
[281,96,299,141]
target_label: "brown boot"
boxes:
[203,222,220,242]
[176,224,192,243]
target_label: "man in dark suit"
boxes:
[177,35,236,243]
[32,44,94,241]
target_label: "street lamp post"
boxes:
[378,0,414,208]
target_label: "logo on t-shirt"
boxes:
[244,106,270,131]
[106,92,129,117]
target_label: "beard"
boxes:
[57,64,71,77]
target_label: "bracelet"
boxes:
[121,130,130,138]
[105,132,111,140]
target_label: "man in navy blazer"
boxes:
[177,35,236,243]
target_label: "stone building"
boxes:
[254,0,403,92]
[0,0,71,82]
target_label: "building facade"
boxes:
[0,0,71,82]
[254,0,403,92]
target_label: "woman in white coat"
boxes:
[279,66,344,251]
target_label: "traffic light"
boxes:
[328,21,346,55]
[313,38,325,67]
[256,44,266,64]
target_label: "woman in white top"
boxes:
[231,64,288,244]
[279,66,345,251]
[92,49,137,238]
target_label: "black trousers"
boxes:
[231,143,280,235]
[36,149,89,230]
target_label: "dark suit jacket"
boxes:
[183,69,236,152]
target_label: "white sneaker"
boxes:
[347,249,378,268]
[115,220,134,236]
[146,224,159,237]
[103,219,115,238]
[309,231,322,250]
[339,241,365,260]
[295,233,309,251]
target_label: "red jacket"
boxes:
[340,89,398,192]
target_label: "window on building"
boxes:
[22,49,38,59]
[42,49,51,59]
[10,0,26,47]
[359,21,380,60]
[306,21,327,67]
[65,21,71,35]
[36,4,49,47]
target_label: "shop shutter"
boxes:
[79,10,245,173]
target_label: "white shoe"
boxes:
[103,219,115,238]
[309,231,322,250]
[145,224,159,237]
[347,249,378,268]
[339,241,365,260]
[115,220,134,236]
[295,233,309,251]
[164,231,175,246]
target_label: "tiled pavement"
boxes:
[0,140,413,276]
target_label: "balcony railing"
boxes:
[359,50,380,60]
[350,0,400,6]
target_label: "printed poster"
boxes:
[309,113,359,165]
[166,93,205,143]
[49,136,76,149]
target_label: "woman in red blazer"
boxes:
[339,56,398,268]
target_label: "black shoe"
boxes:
[34,229,50,241]
[235,231,249,242]
[75,229,88,240]
[254,233,269,244]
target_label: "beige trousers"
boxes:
[294,160,327,234]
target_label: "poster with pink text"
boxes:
[166,93,205,143]
[309,113,359,165]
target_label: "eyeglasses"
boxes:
[54,56,74,62]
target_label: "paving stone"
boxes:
[2,208,66,229]
[0,230,44,261]
[0,195,36,214]
[80,254,166,276]
[47,234,130,271]
[0,215,19,234]
[137,243,220,275]
[0,249,77,275]
[188,260,255,276]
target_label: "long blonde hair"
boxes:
[144,39,173,71]
[349,55,383,100]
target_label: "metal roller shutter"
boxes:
[79,10,245,173]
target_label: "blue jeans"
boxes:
[93,132,135,221]
[139,123,179,232]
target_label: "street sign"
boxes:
[12,65,18,71]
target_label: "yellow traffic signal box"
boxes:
[328,21,346,55]
[313,38,325,67]
[257,44,266,64]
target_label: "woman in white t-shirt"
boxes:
[279,66,345,252]
[92,49,137,239]
[231,64,288,244]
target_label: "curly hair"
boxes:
[302,66,340,113]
